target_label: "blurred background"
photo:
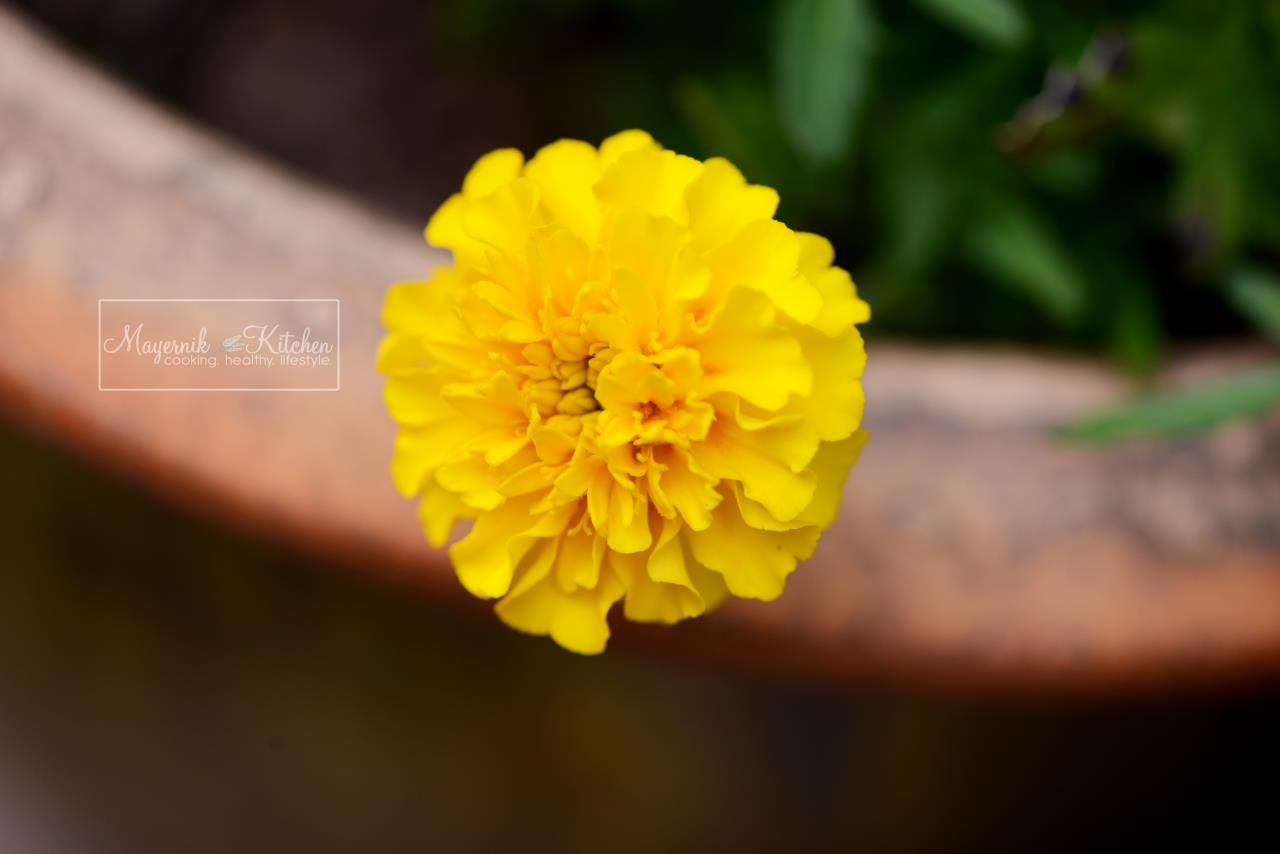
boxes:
[21,0,1280,373]
[2,0,1280,851]
[20,0,1280,433]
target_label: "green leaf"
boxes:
[881,149,952,277]
[1059,365,1280,443]
[1228,267,1280,343]
[911,0,1027,48]
[774,0,876,164]
[1108,274,1163,378]
[966,204,1087,325]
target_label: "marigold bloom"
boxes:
[380,131,869,653]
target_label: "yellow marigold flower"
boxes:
[379,130,869,653]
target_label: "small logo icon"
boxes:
[221,334,244,352]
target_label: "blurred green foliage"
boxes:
[441,0,1280,435]
[1060,365,1280,443]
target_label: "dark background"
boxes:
[3,420,1277,852]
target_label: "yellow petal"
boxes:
[436,453,506,510]
[796,430,867,528]
[706,219,821,323]
[424,194,469,251]
[553,528,602,592]
[808,266,871,335]
[417,478,470,547]
[598,129,656,166]
[529,423,577,464]
[380,280,433,334]
[383,370,450,426]
[460,177,538,258]
[696,288,812,411]
[790,327,867,442]
[685,158,779,251]
[496,550,624,654]
[377,334,431,375]
[692,414,818,522]
[527,228,593,315]
[614,532,704,625]
[389,420,474,497]
[647,445,721,531]
[448,495,542,599]
[525,139,602,242]
[606,210,709,313]
[606,487,652,553]
[795,232,835,275]
[462,147,524,198]
[730,429,865,533]
[594,147,702,224]
[613,268,659,349]
[686,497,820,601]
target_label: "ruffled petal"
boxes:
[525,139,602,243]
[695,288,812,410]
[685,158,780,252]
[686,497,820,601]
[496,541,624,655]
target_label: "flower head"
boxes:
[380,131,868,653]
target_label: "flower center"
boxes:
[519,341,614,421]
